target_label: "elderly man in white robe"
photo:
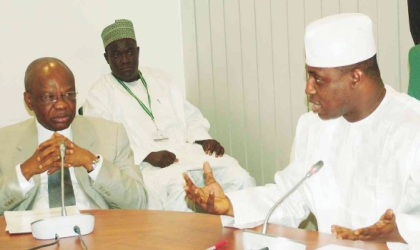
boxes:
[183,13,420,249]
[83,19,256,211]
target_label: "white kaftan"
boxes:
[84,67,255,211]
[224,85,420,249]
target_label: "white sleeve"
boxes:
[83,81,115,121]
[156,68,211,143]
[389,145,420,249]
[224,121,310,229]
[183,99,212,143]
[130,144,152,165]
[225,162,310,229]
[386,213,420,250]
[15,164,34,195]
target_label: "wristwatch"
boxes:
[90,155,101,172]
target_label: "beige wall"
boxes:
[181,0,414,186]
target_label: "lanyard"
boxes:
[114,72,158,129]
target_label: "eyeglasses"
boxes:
[38,91,78,104]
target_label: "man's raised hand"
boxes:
[183,162,233,216]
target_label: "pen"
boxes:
[205,239,227,250]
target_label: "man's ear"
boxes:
[137,46,140,55]
[104,52,109,64]
[350,68,363,88]
[24,92,34,111]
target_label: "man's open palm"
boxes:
[183,162,233,216]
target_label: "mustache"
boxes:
[307,95,315,103]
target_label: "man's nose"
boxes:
[121,53,130,64]
[305,79,316,96]
[53,96,68,109]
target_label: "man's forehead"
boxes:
[306,65,339,76]
[107,38,137,51]
[31,71,75,91]
[33,79,75,91]
[306,65,323,73]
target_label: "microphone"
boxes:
[242,160,324,250]
[31,141,95,240]
[261,160,323,234]
[59,141,67,216]
[59,140,66,158]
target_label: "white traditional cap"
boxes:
[305,13,376,67]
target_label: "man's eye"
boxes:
[42,95,55,101]
[315,78,321,83]
[113,53,119,58]
[64,92,77,98]
[43,95,54,100]
[128,50,133,55]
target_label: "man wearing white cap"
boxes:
[83,20,255,211]
[183,13,420,248]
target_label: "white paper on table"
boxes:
[315,244,364,250]
[242,230,306,250]
[220,215,263,229]
[4,206,80,234]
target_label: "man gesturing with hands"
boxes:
[184,13,420,249]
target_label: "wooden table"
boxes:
[0,209,388,250]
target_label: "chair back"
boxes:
[408,44,420,100]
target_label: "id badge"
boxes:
[152,129,169,141]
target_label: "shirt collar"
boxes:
[35,120,73,145]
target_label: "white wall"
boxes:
[181,0,413,186]
[0,0,185,128]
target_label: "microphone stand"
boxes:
[60,142,67,217]
[261,160,323,234]
[31,141,95,240]
[242,161,324,250]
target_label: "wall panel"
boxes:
[287,0,307,133]
[255,0,277,184]
[224,0,248,169]
[378,0,400,90]
[322,0,339,16]
[271,0,294,183]
[194,0,216,136]
[181,0,200,107]
[359,0,379,49]
[239,0,263,184]
[340,0,359,13]
[305,0,322,25]
[209,0,231,151]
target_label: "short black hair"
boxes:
[336,55,381,81]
